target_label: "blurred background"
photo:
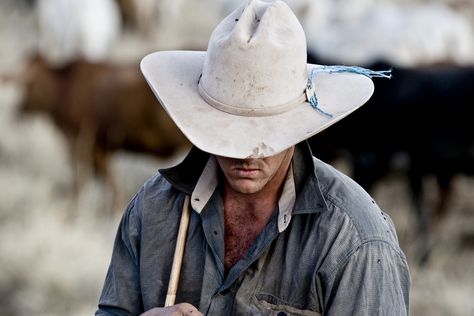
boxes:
[0,0,473,315]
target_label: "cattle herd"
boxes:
[7,52,472,264]
[1,48,469,263]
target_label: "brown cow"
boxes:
[17,55,190,211]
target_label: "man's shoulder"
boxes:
[125,172,183,219]
[312,157,399,244]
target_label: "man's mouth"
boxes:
[234,167,259,177]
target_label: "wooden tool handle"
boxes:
[164,195,191,307]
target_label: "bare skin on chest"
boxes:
[223,197,275,269]
[216,146,295,271]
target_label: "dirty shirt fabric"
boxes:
[96,142,410,316]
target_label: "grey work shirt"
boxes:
[96,142,410,315]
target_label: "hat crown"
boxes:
[200,0,307,115]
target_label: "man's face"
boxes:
[215,146,294,195]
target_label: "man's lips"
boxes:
[234,167,259,177]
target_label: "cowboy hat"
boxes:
[141,0,378,159]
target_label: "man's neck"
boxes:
[222,181,281,222]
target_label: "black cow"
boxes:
[308,54,473,264]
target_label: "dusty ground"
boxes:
[0,1,473,316]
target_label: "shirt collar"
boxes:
[277,163,296,232]
[291,141,329,215]
[159,146,209,195]
[190,156,218,213]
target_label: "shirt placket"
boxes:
[198,192,226,314]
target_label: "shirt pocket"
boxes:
[252,293,321,316]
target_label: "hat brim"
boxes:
[141,51,374,158]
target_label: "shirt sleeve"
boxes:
[96,194,144,316]
[323,240,411,316]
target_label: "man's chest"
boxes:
[223,199,276,268]
[224,218,264,269]
[222,195,277,267]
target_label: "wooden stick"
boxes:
[164,195,191,307]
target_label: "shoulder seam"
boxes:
[326,238,408,280]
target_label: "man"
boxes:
[96,0,410,315]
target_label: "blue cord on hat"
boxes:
[306,65,392,118]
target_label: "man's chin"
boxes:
[229,179,264,195]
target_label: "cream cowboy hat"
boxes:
[141,0,383,159]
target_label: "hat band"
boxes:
[198,81,307,117]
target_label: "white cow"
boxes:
[37,0,122,65]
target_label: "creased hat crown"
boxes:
[199,0,307,116]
